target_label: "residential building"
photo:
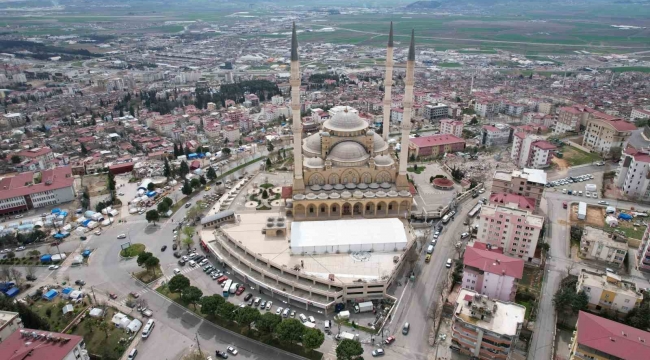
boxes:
[488,193,536,212]
[554,105,591,134]
[576,269,643,315]
[615,148,650,200]
[638,223,650,273]
[582,115,636,156]
[473,97,498,118]
[481,124,512,146]
[537,102,553,115]
[423,103,449,121]
[0,166,76,215]
[476,203,544,261]
[510,132,556,169]
[0,311,22,344]
[451,289,525,360]
[570,311,650,360]
[0,328,89,360]
[440,119,464,138]
[271,95,285,106]
[390,107,403,123]
[579,226,627,268]
[223,125,241,143]
[630,108,650,122]
[15,147,55,170]
[462,245,524,302]
[408,134,466,159]
[491,168,547,209]
[2,113,25,128]
[500,102,526,118]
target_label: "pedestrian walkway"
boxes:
[117,288,152,306]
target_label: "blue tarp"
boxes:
[61,287,73,295]
[146,191,157,197]
[198,153,205,159]
[4,287,19,297]
[188,153,198,159]
[0,282,15,292]
[51,208,61,214]
[82,250,91,257]
[618,213,633,220]
[53,233,64,239]
[59,211,68,217]
[43,289,58,301]
[40,254,52,263]
[82,219,92,227]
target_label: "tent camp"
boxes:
[69,290,84,300]
[127,319,142,333]
[43,289,58,301]
[61,287,74,298]
[62,304,74,315]
[111,312,128,327]
[89,308,104,318]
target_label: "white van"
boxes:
[426,245,434,254]
[299,314,307,323]
[142,319,155,339]
[282,308,290,318]
[324,320,331,331]
[229,282,239,294]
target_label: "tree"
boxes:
[182,226,195,249]
[182,180,193,195]
[275,318,304,345]
[80,143,88,155]
[302,328,325,352]
[147,182,155,191]
[173,143,179,157]
[6,251,15,259]
[217,301,237,321]
[190,178,200,189]
[168,274,190,293]
[609,146,622,161]
[146,210,160,225]
[200,294,225,315]
[136,252,153,267]
[336,339,363,360]
[256,312,282,334]
[222,148,231,156]
[107,172,116,201]
[10,268,22,285]
[162,197,173,207]
[144,255,160,274]
[163,158,172,178]
[27,249,40,258]
[181,286,203,309]
[207,166,217,181]
[11,155,20,164]
[266,158,272,168]
[537,242,550,256]
[236,306,261,331]
[0,297,50,330]
[157,201,170,214]
[98,320,109,338]
[625,301,650,330]
[199,176,207,186]
[179,161,190,177]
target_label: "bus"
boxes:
[222,279,233,297]
[468,203,482,218]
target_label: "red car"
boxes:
[235,285,245,295]
[109,293,118,300]
[217,276,228,284]
[384,336,395,345]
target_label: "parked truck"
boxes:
[578,202,587,220]
[336,332,359,341]
[353,301,374,314]
[585,184,597,192]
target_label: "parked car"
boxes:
[215,350,228,359]
[244,293,253,302]
[75,280,86,286]
[185,203,192,208]
[384,336,395,345]
[109,293,118,299]
[226,346,238,355]
[372,349,385,357]
[94,230,101,236]
[178,259,186,266]
[48,265,60,270]
[189,260,196,267]
[117,234,127,239]
[235,286,245,295]
[26,275,37,281]
[161,245,167,252]
[172,244,178,250]
[130,292,140,298]
[174,268,181,275]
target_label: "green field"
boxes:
[606,67,650,73]
[558,146,603,167]
[438,62,462,68]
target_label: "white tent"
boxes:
[127,319,142,333]
[72,255,83,265]
[119,317,131,328]
[89,308,104,318]
[102,219,112,226]
[111,312,128,327]
[69,290,83,300]
[62,304,74,315]
[606,215,619,227]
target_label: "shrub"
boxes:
[45,308,52,317]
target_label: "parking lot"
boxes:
[545,172,603,199]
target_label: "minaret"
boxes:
[396,30,416,191]
[290,23,305,193]
[382,22,394,141]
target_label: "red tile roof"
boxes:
[597,117,637,132]
[0,166,74,201]
[17,147,52,158]
[409,134,465,148]
[463,246,524,279]
[281,186,293,199]
[489,193,535,210]
[532,140,557,151]
[0,328,84,360]
[576,311,650,360]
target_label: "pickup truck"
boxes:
[140,308,153,317]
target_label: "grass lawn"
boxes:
[259,183,274,189]
[72,307,131,360]
[120,243,145,258]
[606,67,650,73]
[519,267,543,295]
[134,265,163,284]
[516,300,532,320]
[438,62,462,68]
[32,298,89,333]
[407,166,426,174]
[603,220,646,240]
[559,146,602,166]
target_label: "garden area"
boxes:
[72,307,133,360]
[31,297,89,333]
[246,180,282,211]
[553,145,602,169]
[132,251,162,284]
[156,275,324,360]
[120,243,145,258]
[407,164,426,174]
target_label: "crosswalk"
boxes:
[117,288,151,306]
[173,266,200,276]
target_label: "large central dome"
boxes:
[327,141,370,167]
[323,108,368,133]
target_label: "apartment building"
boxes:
[462,245,524,302]
[481,124,512,146]
[491,168,547,209]
[0,328,89,360]
[577,269,643,315]
[554,105,591,134]
[423,103,449,121]
[440,119,464,138]
[615,148,650,201]
[476,204,544,261]
[451,289,526,360]
[630,108,650,122]
[537,102,553,115]
[473,97,498,118]
[579,226,627,268]
[500,102,526,118]
[15,147,55,170]
[582,115,636,156]
[638,223,650,273]
[0,311,22,344]
[223,125,241,143]
[570,311,649,360]
[2,113,26,128]
[510,133,556,169]
[390,108,404,123]
[0,166,76,215]
[408,134,466,159]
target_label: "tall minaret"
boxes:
[382,22,394,141]
[290,23,305,193]
[396,30,416,191]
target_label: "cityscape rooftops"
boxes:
[576,311,650,360]
[454,289,525,336]
[463,246,524,279]
[409,134,464,147]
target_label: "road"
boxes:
[386,201,472,360]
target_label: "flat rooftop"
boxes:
[579,270,642,298]
[220,213,407,284]
[455,289,525,336]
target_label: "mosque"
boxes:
[287,22,416,220]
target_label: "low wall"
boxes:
[566,139,592,154]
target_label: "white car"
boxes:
[265,301,273,310]
[308,315,315,323]
[48,265,60,270]
[227,346,238,355]
[276,307,283,315]
[14,214,23,219]
[189,260,196,267]
[15,246,25,251]
[117,234,127,239]
[173,268,181,275]
[94,230,101,235]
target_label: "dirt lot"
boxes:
[551,157,569,170]
[570,204,605,227]
[81,174,108,197]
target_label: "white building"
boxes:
[481,123,512,146]
[630,108,650,122]
[577,269,643,314]
[0,311,22,344]
[439,119,464,138]
[0,167,76,215]
[271,95,285,106]
[579,226,628,268]
[223,125,241,143]
[510,132,556,169]
[615,148,650,200]
[390,108,403,123]
[476,204,544,261]
[423,103,449,121]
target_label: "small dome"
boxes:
[323,109,368,133]
[304,157,324,168]
[374,154,394,166]
[366,130,375,136]
[372,132,389,153]
[327,141,370,166]
[303,133,321,156]
[320,131,330,137]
